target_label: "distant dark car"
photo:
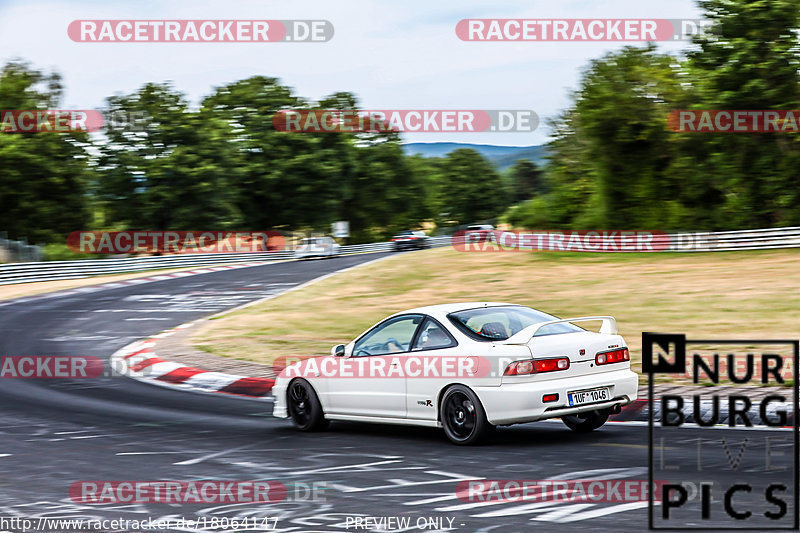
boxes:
[465,224,495,243]
[392,230,430,251]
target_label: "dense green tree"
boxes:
[435,149,507,226]
[98,83,241,229]
[687,0,800,227]
[508,159,544,204]
[0,61,91,243]
[510,0,800,232]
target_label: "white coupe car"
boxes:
[273,302,638,444]
[293,236,340,259]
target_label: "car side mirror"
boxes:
[332,344,346,357]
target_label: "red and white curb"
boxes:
[0,262,270,308]
[110,322,275,399]
[107,255,404,401]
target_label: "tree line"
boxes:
[0,66,526,251]
[2,0,795,257]
[508,0,800,231]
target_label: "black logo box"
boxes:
[644,332,800,530]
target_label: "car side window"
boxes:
[353,315,424,356]
[412,319,457,351]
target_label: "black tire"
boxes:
[562,410,609,433]
[440,385,492,445]
[287,379,328,431]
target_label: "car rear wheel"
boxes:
[562,410,609,433]
[287,379,328,431]
[440,385,492,445]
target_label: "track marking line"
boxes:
[535,501,649,523]
[173,443,256,466]
[292,459,404,476]
[528,503,597,522]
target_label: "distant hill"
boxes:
[401,142,547,170]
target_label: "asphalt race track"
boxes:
[0,252,793,532]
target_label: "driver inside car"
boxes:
[417,325,450,349]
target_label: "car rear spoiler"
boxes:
[502,316,618,345]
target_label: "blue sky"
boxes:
[0,0,703,145]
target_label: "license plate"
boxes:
[568,387,611,406]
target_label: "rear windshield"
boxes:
[448,306,583,341]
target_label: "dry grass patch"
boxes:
[192,247,800,373]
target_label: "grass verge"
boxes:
[191,247,800,373]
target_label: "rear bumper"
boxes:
[394,241,422,250]
[474,369,639,426]
[294,251,330,258]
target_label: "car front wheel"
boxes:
[287,379,328,431]
[440,385,492,445]
[562,410,609,433]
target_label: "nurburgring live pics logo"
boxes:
[645,333,799,530]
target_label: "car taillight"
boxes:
[504,357,570,375]
[595,347,630,365]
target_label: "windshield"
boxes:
[448,306,583,341]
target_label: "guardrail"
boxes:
[0,237,451,286]
[0,229,797,286]
[666,227,800,251]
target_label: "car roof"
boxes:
[390,302,522,319]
